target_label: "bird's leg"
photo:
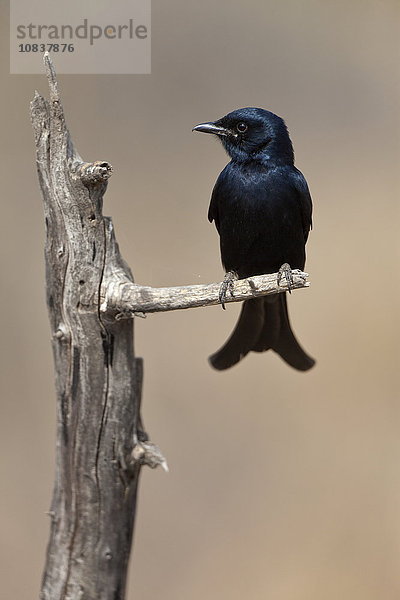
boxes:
[277,263,294,294]
[219,270,238,309]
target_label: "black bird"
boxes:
[193,107,315,371]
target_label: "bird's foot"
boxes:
[219,270,238,309]
[277,263,294,294]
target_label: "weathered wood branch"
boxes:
[32,53,310,600]
[101,270,309,317]
[32,53,165,600]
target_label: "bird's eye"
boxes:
[236,122,248,133]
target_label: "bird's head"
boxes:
[193,107,294,165]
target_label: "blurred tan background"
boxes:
[1,0,399,598]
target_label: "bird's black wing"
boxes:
[289,167,313,242]
[207,167,228,233]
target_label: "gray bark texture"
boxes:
[101,270,309,317]
[31,54,310,600]
[31,54,165,600]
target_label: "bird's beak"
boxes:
[192,122,230,137]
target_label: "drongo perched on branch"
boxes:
[193,107,315,371]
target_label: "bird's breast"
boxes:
[216,163,305,276]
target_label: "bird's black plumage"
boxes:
[193,107,315,371]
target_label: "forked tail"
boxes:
[209,293,315,371]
